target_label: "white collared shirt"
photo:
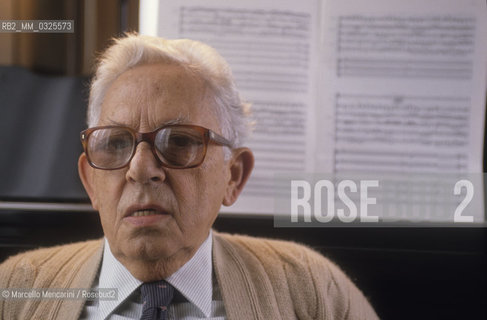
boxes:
[80,231,226,319]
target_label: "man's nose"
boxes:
[125,142,166,184]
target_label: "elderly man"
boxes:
[0,34,378,319]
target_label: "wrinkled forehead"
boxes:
[98,63,220,131]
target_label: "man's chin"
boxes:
[118,240,174,263]
[113,239,192,280]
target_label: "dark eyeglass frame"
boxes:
[80,124,233,170]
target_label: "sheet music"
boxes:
[151,0,320,214]
[334,94,470,173]
[141,0,486,221]
[319,0,486,175]
[318,0,486,221]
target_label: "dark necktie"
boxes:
[140,280,175,320]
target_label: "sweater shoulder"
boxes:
[0,239,103,289]
[1,239,103,268]
[214,231,330,268]
[213,231,345,289]
[213,231,379,319]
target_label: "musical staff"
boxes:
[334,94,471,173]
[336,15,475,79]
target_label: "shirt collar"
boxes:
[167,231,213,317]
[98,231,213,319]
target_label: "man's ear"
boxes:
[223,147,254,206]
[78,153,99,210]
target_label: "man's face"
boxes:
[79,63,231,278]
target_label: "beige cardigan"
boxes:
[0,232,378,319]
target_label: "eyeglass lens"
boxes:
[87,127,206,169]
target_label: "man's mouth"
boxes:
[130,209,160,217]
[124,205,170,227]
[124,205,169,218]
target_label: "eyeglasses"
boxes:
[80,124,233,170]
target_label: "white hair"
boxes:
[88,33,252,148]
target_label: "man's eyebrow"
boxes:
[162,117,188,126]
[104,115,191,128]
[106,119,127,126]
